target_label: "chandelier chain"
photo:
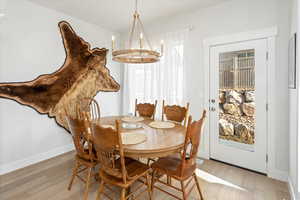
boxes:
[128,16,137,48]
[135,0,138,13]
[137,17,153,50]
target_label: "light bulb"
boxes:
[111,35,115,50]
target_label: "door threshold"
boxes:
[210,158,267,176]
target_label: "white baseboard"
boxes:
[198,151,209,160]
[0,143,74,175]
[200,152,288,182]
[288,176,298,200]
[268,168,288,182]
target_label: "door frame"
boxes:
[202,27,278,178]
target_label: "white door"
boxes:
[209,39,268,173]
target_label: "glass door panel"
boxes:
[218,49,255,152]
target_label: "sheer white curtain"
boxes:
[122,29,188,117]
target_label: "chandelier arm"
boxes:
[128,15,137,49]
[137,17,153,50]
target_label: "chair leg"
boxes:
[193,173,204,200]
[151,169,156,191]
[180,180,187,200]
[167,175,172,185]
[146,173,152,200]
[96,180,104,200]
[93,166,99,181]
[83,167,92,200]
[126,187,131,200]
[68,160,79,190]
[121,188,126,200]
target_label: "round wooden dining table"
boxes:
[98,116,186,158]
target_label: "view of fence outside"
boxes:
[219,50,255,91]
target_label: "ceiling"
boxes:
[29,0,229,32]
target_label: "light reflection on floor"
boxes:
[195,168,247,191]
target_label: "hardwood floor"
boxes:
[0,151,290,200]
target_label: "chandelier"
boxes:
[111,0,163,64]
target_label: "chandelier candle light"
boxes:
[111,0,163,64]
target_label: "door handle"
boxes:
[210,107,216,112]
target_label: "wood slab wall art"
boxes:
[0,21,120,130]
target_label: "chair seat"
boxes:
[100,157,150,188]
[168,152,182,159]
[151,155,195,181]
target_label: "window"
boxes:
[122,30,188,115]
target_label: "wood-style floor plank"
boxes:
[0,151,290,200]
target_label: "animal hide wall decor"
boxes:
[0,21,120,130]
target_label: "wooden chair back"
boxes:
[135,99,157,119]
[65,110,95,162]
[162,100,190,126]
[180,110,206,177]
[79,98,101,121]
[91,121,128,184]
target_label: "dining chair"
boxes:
[161,100,190,127]
[135,99,158,120]
[65,109,99,200]
[92,120,152,200]
[147,100,189,166]
[151,110,207,200]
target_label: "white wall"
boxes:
[121,0,292,180]
[0,0,122,174]
[289,0,299,198]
